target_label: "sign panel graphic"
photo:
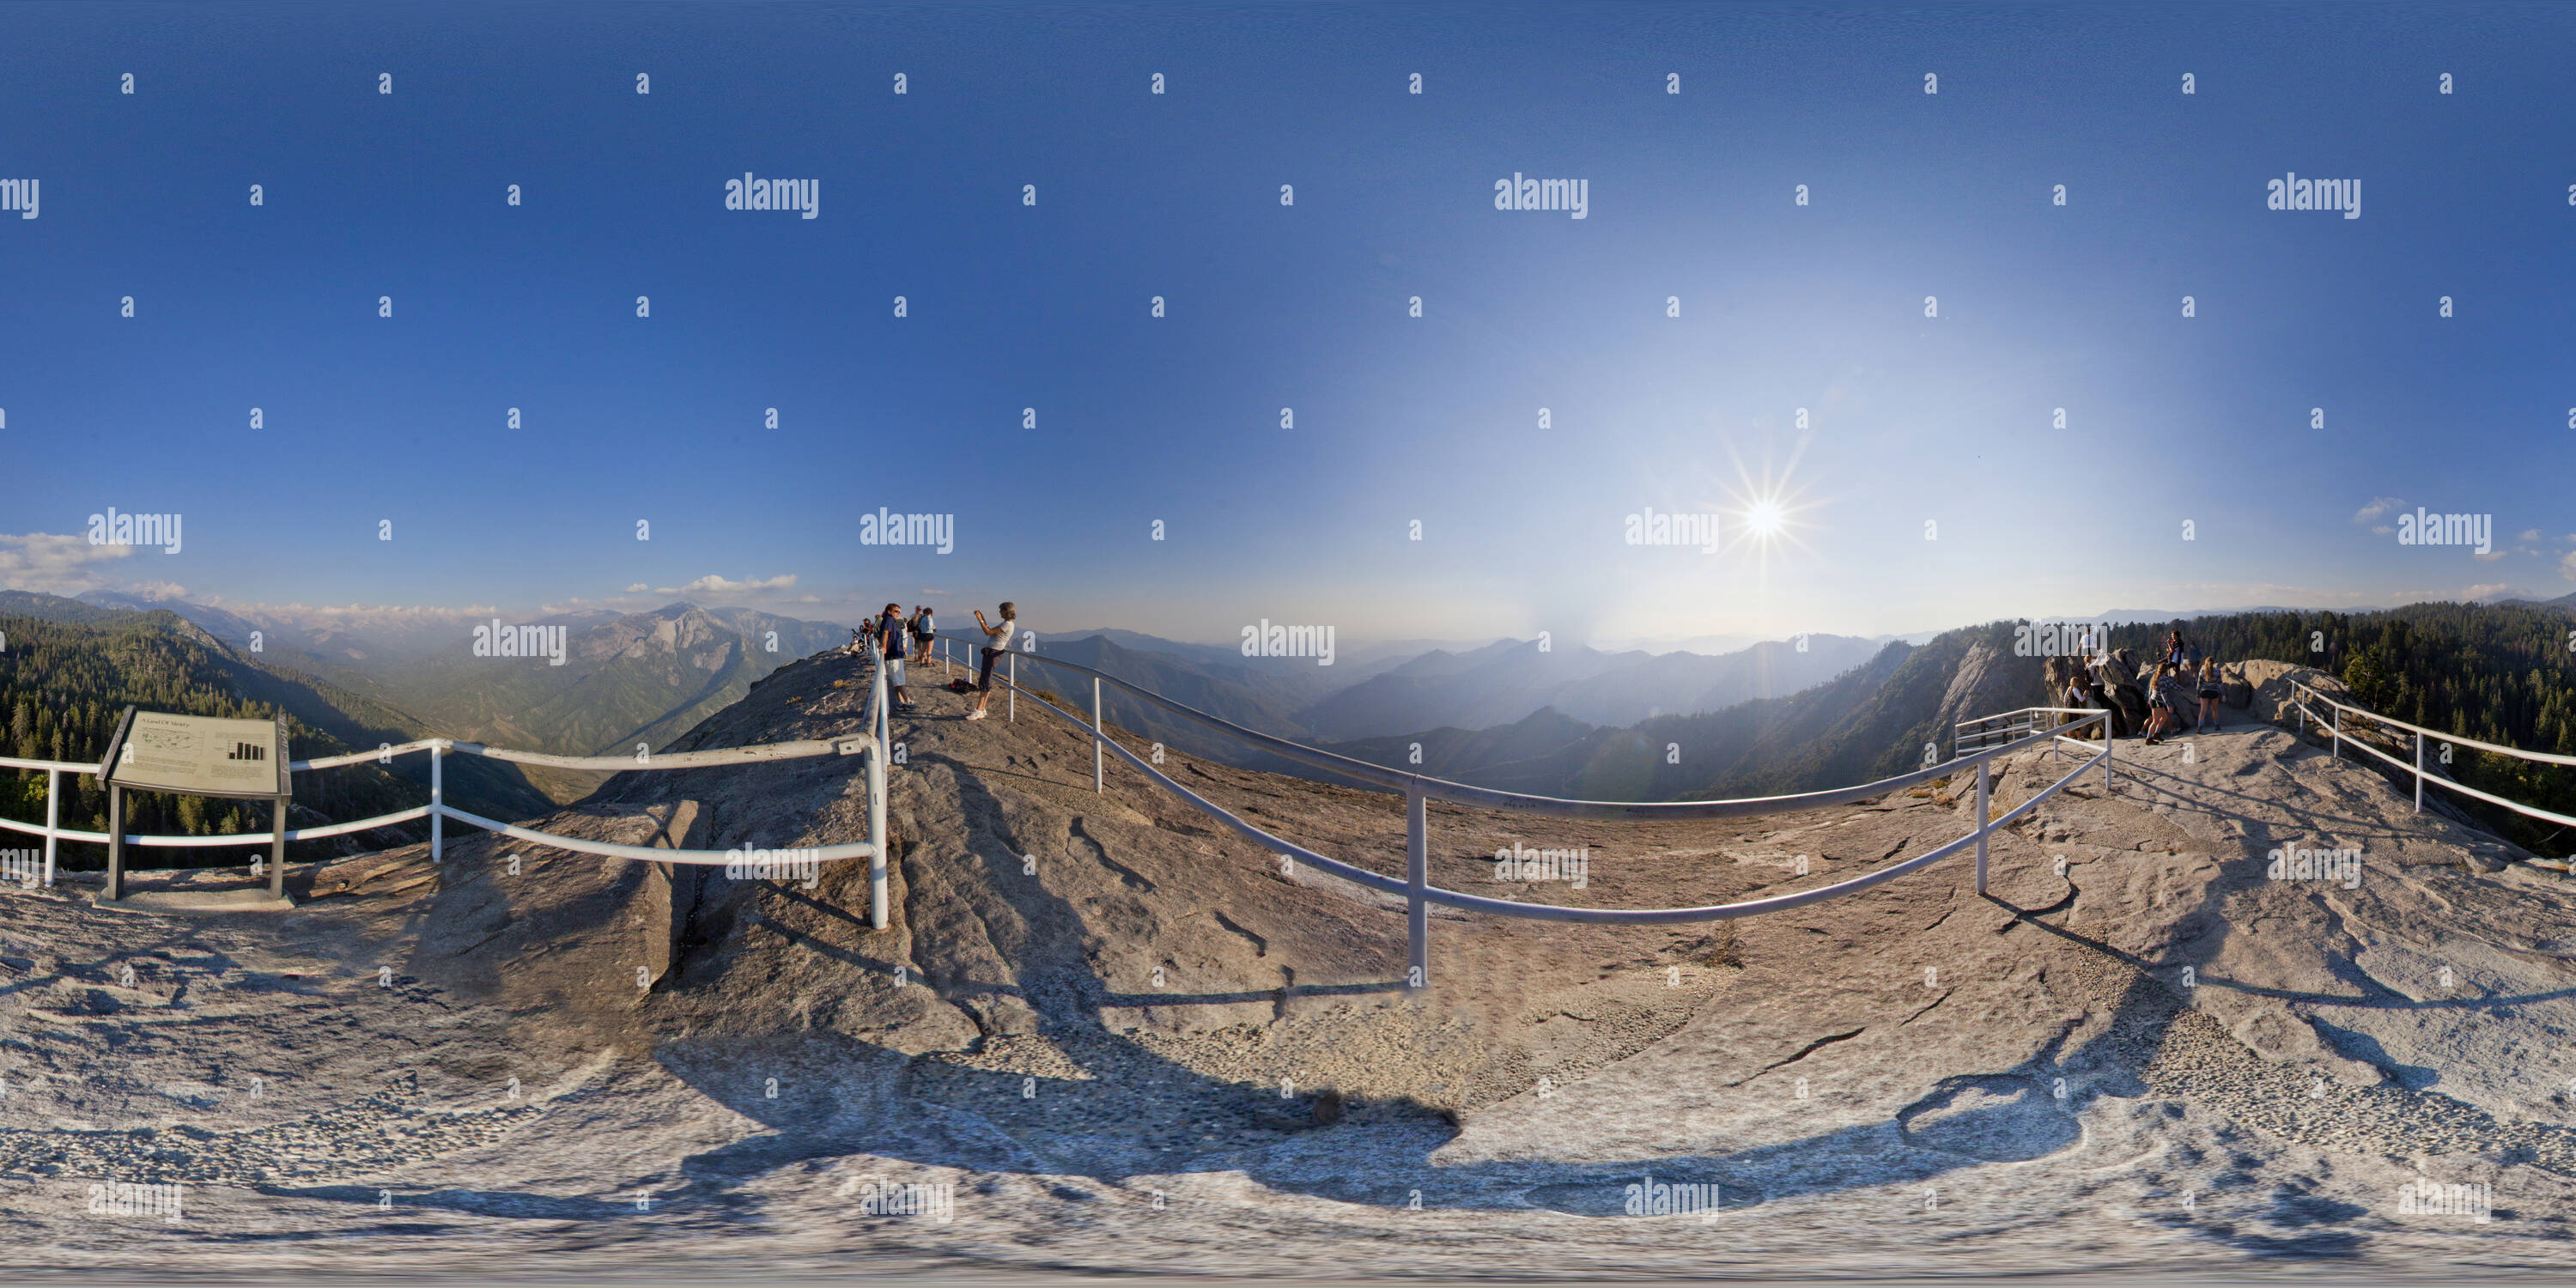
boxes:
[106,712,289,797]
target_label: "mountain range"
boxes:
[35,592,854,807]
[1291,634,1885,739]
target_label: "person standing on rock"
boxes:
[965,602,1018,721]
[2163,629,2200,673]
[876,603,913,710]
[909,605,938,671]
[2195,658,2224,733]
[2142,663,2178,744]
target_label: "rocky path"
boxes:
[3,652,2573,1277]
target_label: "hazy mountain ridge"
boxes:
[380,604,851,772]
[1318,638,1933,799]
[1017,630,1894,783]
[25,590,856,812]
[66,592,856,774]
[1296,634,1885,740]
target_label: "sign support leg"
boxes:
[270,798,288,899]
[106,784,124,902]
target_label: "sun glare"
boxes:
[1716,448,1819,566]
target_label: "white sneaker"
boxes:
[965,708,987,721]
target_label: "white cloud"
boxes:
[0,532,134,596]
[2562,550,2576,582]
[2464,583,2516,601]
[240,602,496,623]
[625,583,648,593]
[121,580,191,600]
[2474,549,2506,562]
[653,574,798,597]
[2352,496,2405,526]
[2518,529,2542,543]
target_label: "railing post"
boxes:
[1007,651,1016,723]
[871,638,890,930]
[1973,758,1990,896]
[430,740,444,862]
[1092,676,1104,793]
[2414,730,2424,813]
[42,762,58,886]
[2103,714,2115,793]
[868,738,889,932]
[1406,783,1428,991]
[42,768,58,887]
[2331,706,2341,760]
[874,639,890,760]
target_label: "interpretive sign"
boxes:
[105,711,290,798]
[95,707,294,908]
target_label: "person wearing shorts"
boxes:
[2196,659,2223,733]
[876,603,911,708]
[966,602,1017,720]
[2143,663,2178,744]
[909,605,937,670]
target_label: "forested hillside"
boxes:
[0,601,550,869]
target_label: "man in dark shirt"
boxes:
[876,602,911,708]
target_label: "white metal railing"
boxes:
[2290,679,2576,829]
[1956,706,2119,756]
[936,634,2111,989]
[0,641,895,925]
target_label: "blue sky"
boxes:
[2,1,2569,647]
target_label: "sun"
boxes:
[1715,447,1819,564]
[1745,500,1786,538]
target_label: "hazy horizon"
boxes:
[33,580,2555,662]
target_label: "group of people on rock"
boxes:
[2058,629,2228,746]
[856,600,1019,720]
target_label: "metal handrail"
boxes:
[2291,680,2576,769]
[935,634,2087,820]
[958,631,2111,985]
[1955,706,2104,753]
[1016,680,2108,924]
[2290,679,2576,829]
[0,645,893,919]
